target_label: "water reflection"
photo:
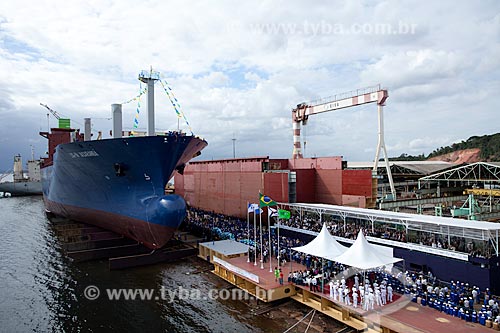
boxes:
[0,197,284,332]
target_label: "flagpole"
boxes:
[247,202,250,263]
[254,210,257,266]
[321,257,324,293]
[277,216,280,269]
[268,207,272,272]
[260,210,264,269]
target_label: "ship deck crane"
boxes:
[40,103,61,120]
[291,84,396,200]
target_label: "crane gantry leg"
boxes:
[292,121,303,159]
[291,85,397,201]
[373,104,396,200]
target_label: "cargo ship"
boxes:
[39,70,207,249]
[0,153,42,196]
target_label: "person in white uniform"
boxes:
[363,293,369,311]
[381,284,387,305]
[387,284,393,302]
[369,291,375,310]
[375,287,383,307]
[352,289,358,308]
[344,286,351,305]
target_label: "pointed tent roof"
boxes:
[333,230,402,270]
[292,223,348,261]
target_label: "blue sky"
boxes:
[0,0,499,172]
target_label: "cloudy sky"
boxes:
[0,0,499,171]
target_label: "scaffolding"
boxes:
[419,162,500,184]
[417,162,500,220]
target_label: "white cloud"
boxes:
[0,0,499,169]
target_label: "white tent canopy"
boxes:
[292,223,348,261]
[333,230,403,270]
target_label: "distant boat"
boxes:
[0,153,42,196]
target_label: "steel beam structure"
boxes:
[291,84,396,199]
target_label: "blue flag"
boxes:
[248,203,261,214]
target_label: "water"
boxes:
[0,197,286,332]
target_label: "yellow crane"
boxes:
[464,188,500,197]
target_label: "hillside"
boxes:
[427,148,481,164]
[391,133,500,163]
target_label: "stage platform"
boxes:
[293,284,491,333]
[207,244,493,333]
[199,239,249,263]
[212,254,299,302]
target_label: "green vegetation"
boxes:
[390,133,500,161]
[389,153,426,161]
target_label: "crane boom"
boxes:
[40,103,61,120]
[291,84,396,200]
[306,89,387,117]
[292,85,387,125]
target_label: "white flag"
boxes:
[269,206,279,217]
[248,203,259,213]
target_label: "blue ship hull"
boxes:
[42,134,207,249]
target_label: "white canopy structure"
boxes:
[292,223,348,261]
[333,230,403,270]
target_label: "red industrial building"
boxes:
[174,156,375,218]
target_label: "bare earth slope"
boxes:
[427,148,481,164]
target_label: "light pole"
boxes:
[232,136,236,158]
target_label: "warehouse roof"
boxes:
[347,160,455,176]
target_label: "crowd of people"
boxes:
[407,274,500,325]
[183,207,500,325]
[185,207,491,257]
[288,265,401,310]
[279,214,491,257]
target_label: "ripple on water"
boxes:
[0,197,286,332]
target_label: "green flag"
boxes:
[259,193,277,208]
[278,209,291,219]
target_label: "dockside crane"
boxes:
[291,84,396,200]
[40,103,61,120]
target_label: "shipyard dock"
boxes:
[49,216,202,269]
[201,239,493,333]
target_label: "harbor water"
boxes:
[0,196,289,332]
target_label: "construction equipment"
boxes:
[40,103,72,129]
[451,194,481,220]
[291,84,396,200]
[40,103,61,119]
[465,188,500,197]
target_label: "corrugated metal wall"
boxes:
[288,157,342,170]
[263,172,289,203]
[174,171,185,196]
[342,195,367,208]
[295,169,315,202]
[268,159,289,170]
[342,169,373,197]
[175,156,374,217]
[175,159,270,218]
[315,169,343,204]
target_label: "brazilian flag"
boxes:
[259,193,277,208]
